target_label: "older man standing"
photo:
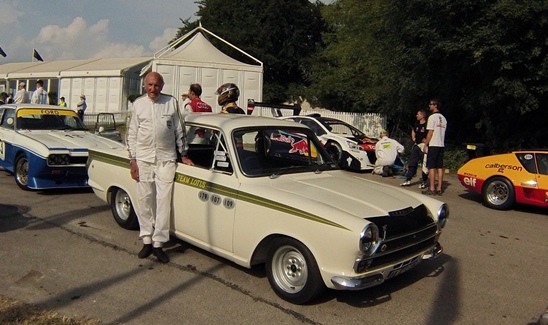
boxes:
[127,71,192,263]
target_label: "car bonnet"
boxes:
[263,172,426,220]
[19,130,123,151]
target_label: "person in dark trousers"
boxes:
[76,95,87,120]
[401,109,428,188]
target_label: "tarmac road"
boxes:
[0,167,547,325]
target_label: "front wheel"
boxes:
[482,177,515,210]
[110,188,139,230]
[325,142,343,166]
[14,154,31,191]
[266,237,325,304]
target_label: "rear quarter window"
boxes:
[515,153,537,173]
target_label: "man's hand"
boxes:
[181,156,194,166]
[130,160,139,182]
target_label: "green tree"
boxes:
[174,0,326,103]
[310,0,548,150]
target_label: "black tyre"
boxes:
[266,237,325,304]
[325,142,343,166]
[110,187,139,230]
[14,154,31,191]
[482,177,515,210]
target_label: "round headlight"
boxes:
[437,203,449,228]
[360,223,379,255]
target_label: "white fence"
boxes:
[253,107,386,138]
[83,107,386,138]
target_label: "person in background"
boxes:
[401,109,429,188]
[127,71,193,264]
[422,98,448,196]
[14,82,29,104]
[216,83,245,114]
[76,94,87,120]
[31,79,47,104]
[180,92,191,112]
[187,83,212,112]
[59,97,67,107]
[373,129,404,177]
[0,92,7,105]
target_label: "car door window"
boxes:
[184,125,233,174]
[536,153,548,175]
[300,119,325,135]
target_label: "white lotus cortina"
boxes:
[87,113,448,304]
[0,104,124,190]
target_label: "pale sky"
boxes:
[0,0,332,64]
[0,0,200,63]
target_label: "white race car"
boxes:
[0,104,124,190]
[278,114,378,171]
[87,113,448,304]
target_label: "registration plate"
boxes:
[386,256,421,279]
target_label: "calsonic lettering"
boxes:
[485,163,523,173]
[175,174,207,188]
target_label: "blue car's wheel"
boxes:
[14,154,30,191]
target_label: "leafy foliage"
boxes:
[174,0,547,151]
[309,0,548,150]
[174,0,326,103]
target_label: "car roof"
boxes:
[184,113,309,133]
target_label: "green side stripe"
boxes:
[87,151,349,231]
[175,172,350,231]
[89,150,129,169]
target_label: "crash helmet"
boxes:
[215,83,239,106]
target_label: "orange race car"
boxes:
[457,149,548,210]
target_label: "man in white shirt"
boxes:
[422,98,448,196]
[31,79,48,104]
[127,72,193,263]
[14,82,29,104]
[373,130,404,177]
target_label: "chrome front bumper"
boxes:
[331,242,443,290]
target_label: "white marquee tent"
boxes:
[142,25,263,112]
[0,57,151,113]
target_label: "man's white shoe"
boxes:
[400,180,411,186]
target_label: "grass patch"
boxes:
[0,295,103,325]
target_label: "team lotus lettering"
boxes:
[175,174,207,188]
[485,163,522,173]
